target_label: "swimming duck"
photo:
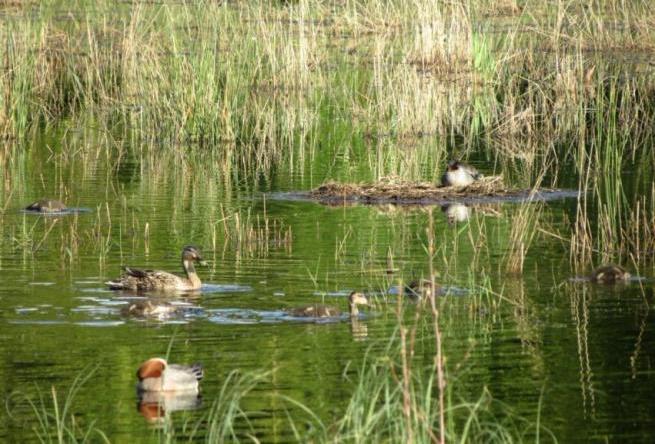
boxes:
[289,291,368,318]
[405,279,439,299]
[107,246,204,292]
[121,300,180,319]
[441,160,482,187]
[137,358,203,392]
[24,198,67,213]
[590,264,631,284]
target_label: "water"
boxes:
[1,145,654,443]
[2,2,655,438]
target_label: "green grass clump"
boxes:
[6,368,109,444]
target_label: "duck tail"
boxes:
[106,280,125,289]
[190,363,204,381]
[124,266,149,278]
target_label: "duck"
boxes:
[106,246,204,291]
[121,300,180,319]
[136,358,203,392]
[441,160,482,187]
[24,198,67,213]
[405,279,439,299]
[590,264,631,284]
[288,291,368,318]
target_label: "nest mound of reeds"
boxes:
[309,175,545,204]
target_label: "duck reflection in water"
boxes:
[350,318,369,341]
[121,299,181,320]
[137,391,202,425]
[441,203,471,224]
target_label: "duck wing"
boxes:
[163,363,204,391]
[107,268,186,291]
[169,363,204,381]
[289,304,341,318]
[124,267,153,278]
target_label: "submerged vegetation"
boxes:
[1,0,655,442]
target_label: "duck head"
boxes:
[446,160,461,171]
[591,264,631,284]
[182,246,204,263]
[182,246,209,271]
[348,291,368,317]
[137,358,167,381]
[348,291,368,306]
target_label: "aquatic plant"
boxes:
[6,367,109,444]
[185,370,268,443]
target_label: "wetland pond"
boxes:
[1,145,654,443]
[2,0,655,442]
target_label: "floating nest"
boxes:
[308,176,571,205]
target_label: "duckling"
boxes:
[289,291,368,318]
[24,198,67,213]
[107,246,204,292]
[137,358,203,392]
[405,279,439,299]
[590,264,631,284]
[121,300,179,319]
[441,160,482,187]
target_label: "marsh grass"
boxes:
[504,200,544,275]
[281,293,553,443]
[6,367,109,444]
[3,0,655,237]
[4,0,654,273]
[3,2,655,441]
[184,370,268,443]
[3,0,652,166]
[323,356,552,443]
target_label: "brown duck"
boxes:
[590,264,631,284]
[107,246,204,291]
[25,199,67,213]
[405,279,439,299]
[289,291,368,318]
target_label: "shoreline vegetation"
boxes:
[1,0,654,441]
[1,0,654,267]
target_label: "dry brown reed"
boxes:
[2,0,655,273]
[309,175,533,203]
